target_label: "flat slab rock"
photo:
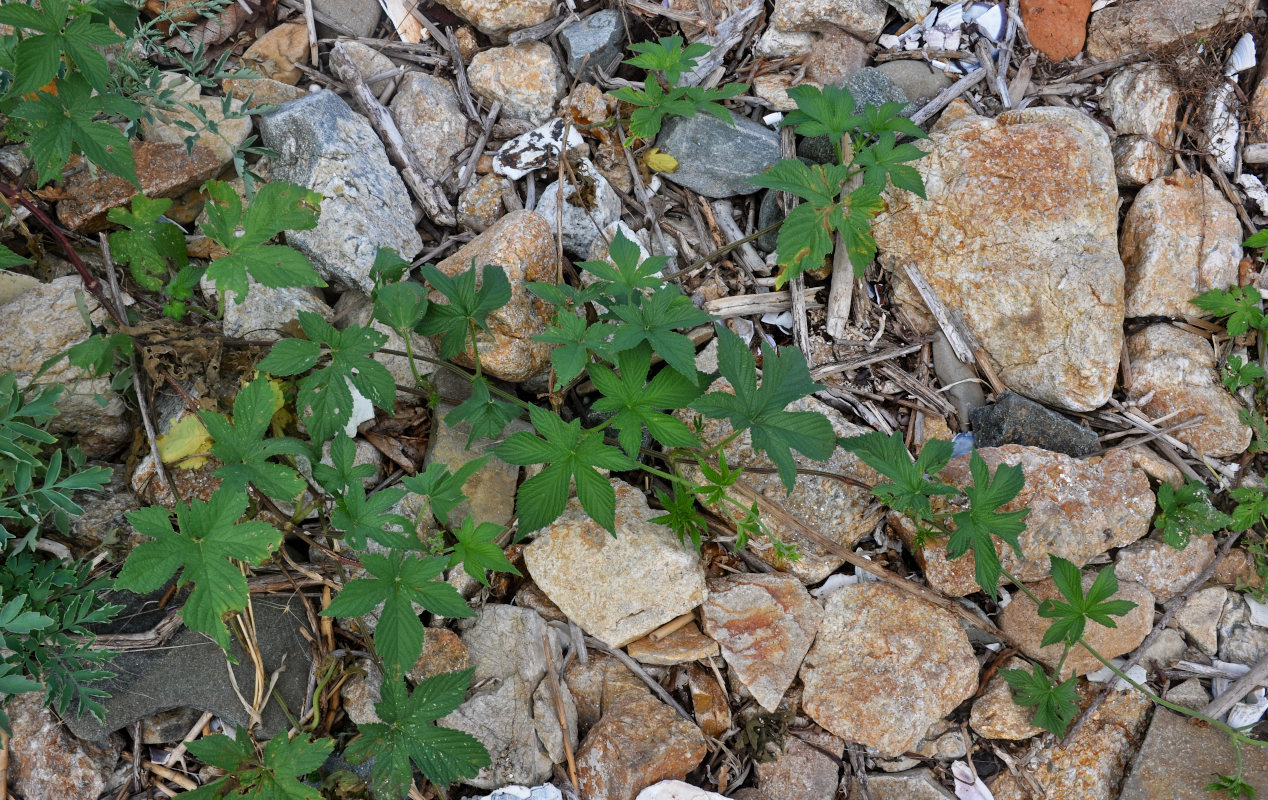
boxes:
[6,693,121,800]
[700,572,821,712]
[575,692,706,800]
[874,107,1123,412]
[1120,709,1268,798]
[525,479,707,647]
[65,593,314,740]
[1086,0,1256,60]
[799,583,978,756]
[894,445,1154,596]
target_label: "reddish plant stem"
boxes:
[0,181,126,328]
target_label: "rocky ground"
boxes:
[6,0,1268,798]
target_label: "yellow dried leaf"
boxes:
[156,413,211,469]
[261,373,295,431]
[643,147,679,174]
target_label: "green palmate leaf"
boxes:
[311,432,376,493]
[837,431,958,522]
[1244,229,1268,249]
[400,456,490,527]
[1222,354,1266,393]
[749,158,849,206]
[854,132,927,197]
[781,85,862,159]
[651,487,708,549]
[444,377,522,447]
[259,312,395,443]
[1206,773,1257,799]
[369,246,411,289]
[0,0,120,95]
[183,727,334,800]
[345,671,489,798]
[608,285,713,379]
[116,488,282,650]
[372,281,429,333]
[200,180,325,301]
[624,35,711,84]
[417,263,512,359]
[1192,286,1265,336]
[1000,662,1079,737]
[578,229,669,302]
[525,279,605,311]
[11,73,139,187]
[106,195,188,292]
[331,485,415,552]
[770,201,835,289]
[1154,479,1233,550]
[588,344,701,457]
[534,311,611,388]
[691,326,834,491]
[1038,556,1138,647]
[321,551,472,672]
[447,517,519,585]
[1230,486,1268,532]
[199,375,306,502]
[857,101,926,140]
[495,405,636,533]
[833,184,885,277]
[945,451,1029,600]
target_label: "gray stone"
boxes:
[757,190,782,252]
[1120,710,1268,799]
[559,10,625,82]
[390,72,472,183]
[1219,593,1268,665]
[63,592,315,741]
[755,728,843,800]
[1163,678,1210,711]
[656,113,781,198]
[259,90,422,295]
[969,392,1099,456]
[1174,586,1227,656]
[204,275,333,340]
[862,768,956,799]
[1140,628,1187,668]
[440,605,579,789]
[536,158,622,258]
[875,60,952,106]
[312,0,380,38]
[139,707,205,743]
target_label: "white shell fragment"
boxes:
[1226,33,1257,76]
[1205,82,1240,173]
[952,760,995,800]
[493,118,585,181]
[473,785,564,800]
[925,2,963,51]
[1237,173,1268,216]
[1227,688,1268,729]
[966,2,1006,42]
[344,376,376,437]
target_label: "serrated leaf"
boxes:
[185,727,334,800]
[1192,286,1265,335]
[417,262,512,360]
[838,431,957,522]
[116,488,282,650]
[444,377,522,447]
[1154,479,1233,550]
[447,517,519,585]
[945,451,1029,600]
[1038,557,1138,647]
[589,343,701,456]
[1001,663,1079,737]
[12,73,139,187]
[400,456,489,527]
[199,375,306,501]
[608,286,712,379]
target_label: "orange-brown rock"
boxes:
[686,663,731,738]
[1126,324,1252,458]
[701,573,821,711]
[241,22,309,84]
[575,692,707,800]
[468,42,566,123]
[626,622,720,666]
[874,108,1123,412]
[433,210,557,381]
[565,652,652,734]
[408,628,470,683]
[6,693,121,800]
[1020,0,1091,61]
[1000,571,1155,676]
[895,446,1154,596]
[57,142,224,233]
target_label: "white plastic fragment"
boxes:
[1226,33,1257,76]
[494,119,585,181]
[952,760,995,800]
[472,785,564,800]
[762,111,784,127]
[344,376,376,437]
[635,781,729,800]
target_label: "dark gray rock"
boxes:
[312,0,380,38]
[259,90,422,295]
[65,592,314,741]
[969,392,1099,457]
[875,60,953,106]
[559,9,624,83]
[799,68,912,165]
[657,113,780,198]
[757,190,781,252]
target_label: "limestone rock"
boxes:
[1086,0,1257,60]
[525,480,707,648]
[970,657,1044,740]
[1121,709,1268,799]
[1100,65,1180,186]
[873,108,1123,412]
[469,43,566,123]
[141,90,253,170]
[390,72,472,183]
[433,210,557,381]
[1000,571,1155,676]
[1164,678,1211,711]
[700,573,822,711]
[895,446,1154,597]
[686,663,731,738]
[537,158,622,258]
[1218,593,1268,665]
[312,0,379,37]
[205,276,332,340]
[6,693,120,800]
[863,769,957,799]
[626,622,720,666]
[1174,586,1227,655]
[440,605,579,789]
[222,76,306,108]
[575,693,707,800]
[423,401,525,527]
[874,60,952,105]
[57,142,224,233]
[1126,324,1251,458]
[1019,0,1091,60]
[1140,628,1187,668]
[565,653,652,734]
[458,174,508,232]
[656,113,781,199]
[1122,171,1241,317]
[0,276,130,457]
[805,28,868,86]
[755,728,843,800]
[338,41,394,81]
[800,583,978,756]
[259,90,422,295]
[1115,534,1216,603]
[341,658,383,725]
[770,0,888,39]
[990,689,1152,800]
[679,390,883,582]
[436,0,554,37]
